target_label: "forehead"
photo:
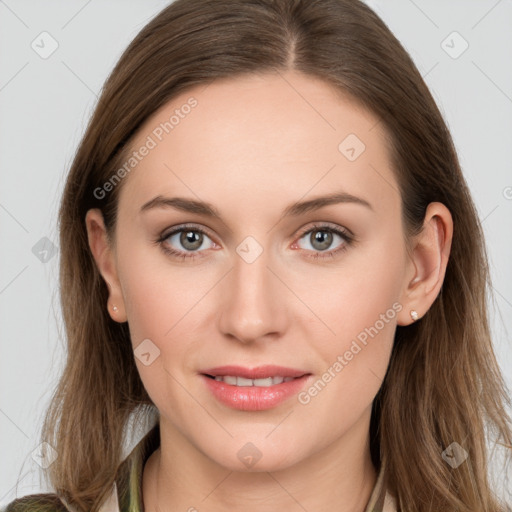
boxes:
[118,71,399,219]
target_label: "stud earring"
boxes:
[112,305,119,312]
[410,310,419,322]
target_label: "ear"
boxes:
[85,209,127,323]
[397,202,453,326]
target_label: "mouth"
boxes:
[199,365,312,411]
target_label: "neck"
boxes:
[143,411,378,512]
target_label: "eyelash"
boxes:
[155,222,355,262]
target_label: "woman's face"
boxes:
[100,71,416,471]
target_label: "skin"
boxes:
[86,70,452,511]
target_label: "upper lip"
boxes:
[201,365,309,379]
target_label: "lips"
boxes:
[199,365,312,410]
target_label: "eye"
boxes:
[156,224,216,260]
[293,223,354,260]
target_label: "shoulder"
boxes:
[1,493,69,512]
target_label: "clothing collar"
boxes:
[114,421,160,511]
[364,456,397,511]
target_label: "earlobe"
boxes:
[85,209,127,322]
[397,202,453,326]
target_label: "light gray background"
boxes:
[1,0,511,506]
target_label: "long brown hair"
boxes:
[36,0,512,510]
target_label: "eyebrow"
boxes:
[140,191,373,219]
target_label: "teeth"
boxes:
[237,377,254,386]
[213,375,297,386]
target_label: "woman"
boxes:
[4,0,511,511]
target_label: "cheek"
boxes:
[116,242,220,396]
[118,264,195,414]
[293,230,405,352]
[293,234,404,414]
[296,293,398,436]
[118,237,214,343]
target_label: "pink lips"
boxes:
[200,365,312,411]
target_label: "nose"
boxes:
[217,247,289,344]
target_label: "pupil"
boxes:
[312,231,332,251]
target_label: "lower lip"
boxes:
[201,374,311,411]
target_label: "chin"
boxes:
[207,442,305,473]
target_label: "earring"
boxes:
[410,310,419,322]
[112,305,119,312]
